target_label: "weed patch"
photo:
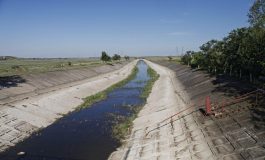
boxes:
[141,67,160,99]
[112,66,159,142]
[77,66,138,110]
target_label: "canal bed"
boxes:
[0,60,150,160]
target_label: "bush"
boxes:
[101,51,111,62]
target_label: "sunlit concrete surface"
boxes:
[0,62,129,105]
[0,60,137,153]
[109,60,265,160]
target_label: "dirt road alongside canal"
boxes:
[0,60,137,153]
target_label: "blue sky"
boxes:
[0,0,252,58]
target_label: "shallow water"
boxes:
[0,60,149,160]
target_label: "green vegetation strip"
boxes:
[77,66,138,110]
[141,67,160,99]
[112,66,160,141]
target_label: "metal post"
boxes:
[205,96,211,115]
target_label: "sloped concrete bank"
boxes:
[155,61,265,159]
[109,60,215,160]
[109,60,265,160]
[153,61,256,105]
[0,61,129,105]
[0,60,137,153]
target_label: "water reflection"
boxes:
[0,60,149,160]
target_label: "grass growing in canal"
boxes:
[77,66,138,110]
[112,105,143,141]
[140,67,160,99]
[112,66,159,141]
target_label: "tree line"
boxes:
[181,0,265,83]
[100,51,130,62]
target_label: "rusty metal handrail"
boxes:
[145,89,265,137]
[213,89,263,111]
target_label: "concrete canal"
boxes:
[0,60,150,160]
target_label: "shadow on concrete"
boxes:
[211,74,255,97]
[0,153,87,160]
[0,75,26,89]
[152,60,258,99]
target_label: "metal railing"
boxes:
[145,89,265,137]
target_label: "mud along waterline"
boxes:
[0,60,150,160]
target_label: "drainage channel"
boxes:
[0,60,150,160]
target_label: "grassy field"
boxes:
[0,58,125,77]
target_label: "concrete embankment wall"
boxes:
[0,60,137,153]
[109,60,214,160]
[155,61,256,104]
[0,62,128,105]
[110,60,265,160]
[149,61,265,160]
[154,61,229,104]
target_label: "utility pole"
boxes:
[181,47,184,55]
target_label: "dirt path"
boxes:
[0,60,137,153]
[109,60,214,160]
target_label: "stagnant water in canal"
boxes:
[0,60,150,160]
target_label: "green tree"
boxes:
[124,56,130,61]
[190,51,205,69]
[247,0,265,82]
[180,1,265,84]
[248,0,265,28]
[112,54,121,61]
[200,39,223,74]
[223,28,248,77]
[240,27,265,82]
[100,51,111,62]
[181,51,192,66]
[168,56,173,61]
